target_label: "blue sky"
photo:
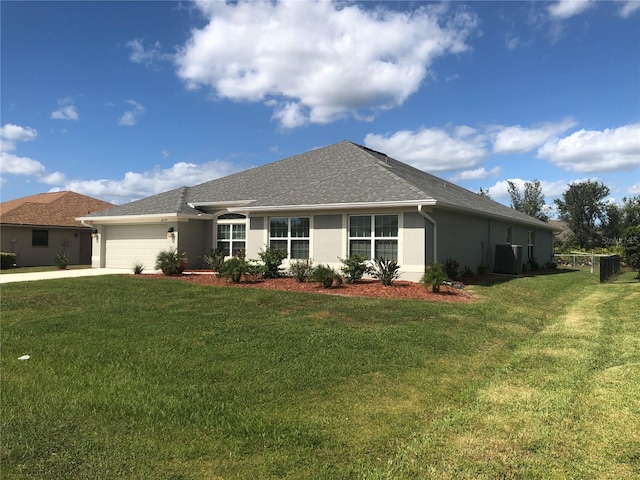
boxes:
[2,0,639,214]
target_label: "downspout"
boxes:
[417,205,437,264]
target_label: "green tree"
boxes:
[601,201,624,247]
[601,196,640,247]
[621,196,640,230]
[507,179,548,222]
[621,225,640,275]
[478,188,491,199]
[554,180,610,250]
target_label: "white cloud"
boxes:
[0,152,46,176]
[450,166,501,182]
[548,0,595,19]
[629,183,640,195]
[118,99,145,126]
[537,123,640,172]
[126,39,173,68]
[364,126,487,172]
[176,0,478,128]
[39,171,66,185]
[618,1,640,18]
[0,123,37,151]
[0,124,46,176]
[60,160,240,204]
[491,118,577,154]
[271,102,307,129]
[51,98,79,121]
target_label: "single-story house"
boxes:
[79,141,555,280]
[1,191,115,267]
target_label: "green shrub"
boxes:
[218,256,260,283]
[258,246,288,279]
[289,259,313,283]
[445,257,460,280]
[0,252,16,270]
[202,246,226,272]
[421,263,446,292]
[527,257,540,271]
[132,262,145,274]
[155,249,187,276]
[461,265,474,278]
[339,254,371,283]
[309,264,343,288]
[477,263,488,275]
[54,251,70,270]
[622,226,640,273]
[370,258,400,286]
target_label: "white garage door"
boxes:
[104,225,169,269]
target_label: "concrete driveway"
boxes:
[0,268,131,284]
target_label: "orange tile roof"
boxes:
[0,191,115,228]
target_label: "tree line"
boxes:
[480,180,640,272]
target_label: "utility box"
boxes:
[494,244,523,275]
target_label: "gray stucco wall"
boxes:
[432,209,554,273]
[432,210,490,271]
[178,219,212,269]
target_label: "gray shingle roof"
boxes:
[89,186,201,217]
[88,140,552,229]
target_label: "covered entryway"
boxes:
[104,224,170,269]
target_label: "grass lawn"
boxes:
[1,271,638,479]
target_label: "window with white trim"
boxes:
[527,231,535,259]
[506,226,513,244]
[348,214,398,260]
[216,216,246,257]
[269,217,309,259]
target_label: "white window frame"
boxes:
[527,231,535,259]
[268,216,310,260]
[348,214,399,261]
[216,218,247,257]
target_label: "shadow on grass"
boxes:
[464,268,578,287]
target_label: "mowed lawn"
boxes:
[1,271,638,479]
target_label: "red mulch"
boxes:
[145,272,475,303]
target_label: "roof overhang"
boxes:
[230,199,436,213]
[1,222,90,230]
[76,212,214,226]
[431,201,556,231]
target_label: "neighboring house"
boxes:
[1,191,115,267]
[79,141,555,280]
[549,219,571,246]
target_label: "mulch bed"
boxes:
[145,272,476,303]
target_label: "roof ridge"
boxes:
[176,186,189,211]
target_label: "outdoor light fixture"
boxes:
[91,229,98,238]
[167,227,175,238]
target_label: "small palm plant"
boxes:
[421,263,446,293]
[155,249,187,276]
[202,246,226,272]
[370,258,400,286]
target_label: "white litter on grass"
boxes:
[18,355,30,360]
